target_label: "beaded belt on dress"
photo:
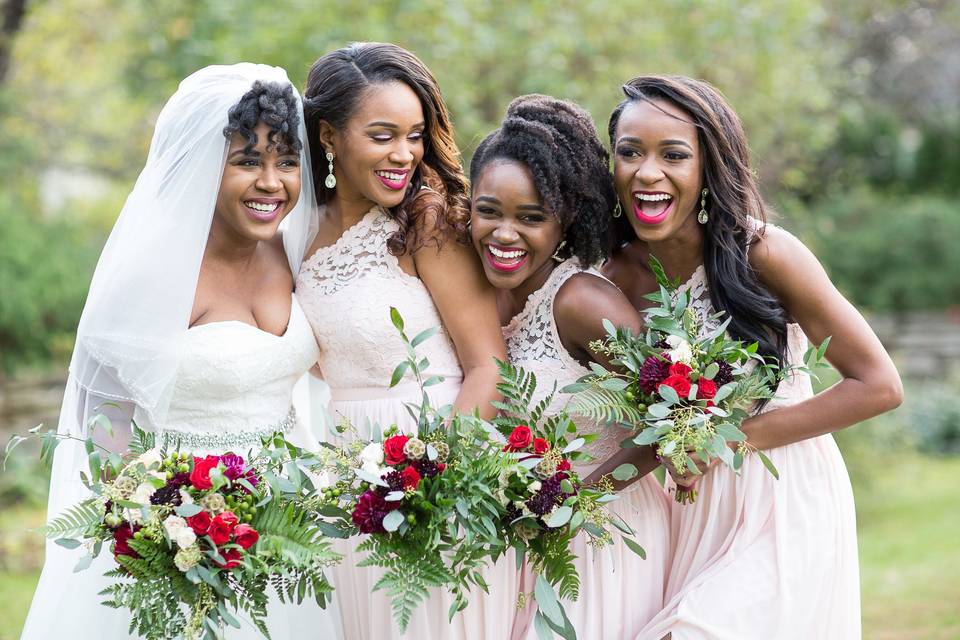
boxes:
[154,407,297,451]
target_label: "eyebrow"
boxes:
[228,148,259,158]
[365,120,426,129]
[518,203,546,212]
[616,135,694,151]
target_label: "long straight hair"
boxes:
[608,75,789,368]
[303,42,470,254]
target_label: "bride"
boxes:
[20,63,340,639]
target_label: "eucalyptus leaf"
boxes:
[612,463,638,482]
[622,535,647,559]
[544,506,573,528]
[757,450,780,480]
[382,509,405,532]
[658,384,680,405]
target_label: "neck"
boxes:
[644,218,705,283]
[204,216,260,268]
[503,259,560,322]
[326,186,378,234]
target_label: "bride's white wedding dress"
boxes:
[21,295,342,639]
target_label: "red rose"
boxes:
[668,362,692,378]
[697,378,718,400]
[661,374,691,399]
[187,511,212,535]
[506,425,533,451]
[383,435,410,466]
[209,511,239,546]
[401,465,421,490]
[217,547,243,569]
[533,438,550,455]
[556,459,572,472]
[190,455,221,490]
[233,524,260,550]
[112,525,141,558]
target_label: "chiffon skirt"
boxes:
[326,379,523,640]
[639,434,860,640]
[511,472,672,639]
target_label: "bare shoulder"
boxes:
[554,271,624,315]
[748,223,829,305]
[261,233,294,284]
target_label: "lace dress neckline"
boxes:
[301,205,384,270]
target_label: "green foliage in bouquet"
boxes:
[568,256,830,503]
[6,418,342,640]
[494,361,645,640]
[316,308,507,632]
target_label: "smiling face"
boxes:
[321,80,426,211]
[612,99,704,244]
[470,159,564,292]
[214,120,301,243]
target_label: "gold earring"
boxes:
[551,240,567,262]
[325,152,337,189]
[697,188,709,224]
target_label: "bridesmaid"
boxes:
[599,75,902,639]
[295,42,508,639]
[468,94,671,639]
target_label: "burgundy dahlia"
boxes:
[713,360,734,387]
[352,490,392,534]
[638,355,671,395]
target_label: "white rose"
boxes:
[359,442,385,466]
[134,448,163,469]
[361,461,386,478]
[131,482,156,505]
[666,335,693,364]
[527,481,542,493]
[174,527,197,549]
[163,515,188,537]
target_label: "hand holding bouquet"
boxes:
[570,257,829,503]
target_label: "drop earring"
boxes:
[613,201,622,218]
[697,188,709,224]
[325,152,337,189]
[551,240,567,262]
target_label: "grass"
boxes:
[1,451,957,638]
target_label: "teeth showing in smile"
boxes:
[635,193,672,202]
[245,201,279,212]
[488,246,527,260]
[375,170,406,182]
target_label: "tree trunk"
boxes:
[0,0,28,85]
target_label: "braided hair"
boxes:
[223,80,301,154]
[469,94,616,266]
[608,75,789,368]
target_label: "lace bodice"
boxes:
[676,258,813,412]
[503,260,622,468]
[134,296,319,452]
[295,206,462,391]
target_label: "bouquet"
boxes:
[315,308,506,632]
[570,257,829,503]
[9,424,340,639]
[492,362,646,640]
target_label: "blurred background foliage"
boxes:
[1,1,958,638]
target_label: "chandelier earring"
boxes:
[697,188,709,224]
[324,152,337,189]
[551,240,567,262]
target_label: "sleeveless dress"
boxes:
[638,254,861,639]
[504,260,672,640]
[21,295,342,639]
[296,205,519,640]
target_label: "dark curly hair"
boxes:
[608,75,788,369]
[469,94,616,266]
[303,42,470,255]
[222,80,302,155]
